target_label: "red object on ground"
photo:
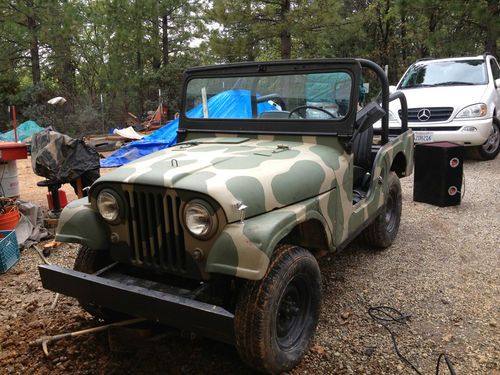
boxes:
[0,205,20,230]
[0,142,28,160]
[47,189,68,210]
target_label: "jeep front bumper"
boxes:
[38,264,235,344]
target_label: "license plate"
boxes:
[414,131,433,143]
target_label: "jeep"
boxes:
[39,58,413,374]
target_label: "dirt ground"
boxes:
[0,155,498,374]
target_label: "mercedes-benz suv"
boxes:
[383,54,500,160]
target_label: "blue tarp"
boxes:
[0,120,44,142]
[101,90,274,168]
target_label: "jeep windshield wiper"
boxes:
[429,81,475,87]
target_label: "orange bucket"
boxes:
[0,205,20,230]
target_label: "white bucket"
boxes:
[0,160,20,198]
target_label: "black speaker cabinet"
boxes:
[413,142,464,207]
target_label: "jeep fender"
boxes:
[206,191,335,280]
[55,198,110,250]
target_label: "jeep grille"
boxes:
[124,189,186,272]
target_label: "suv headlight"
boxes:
[456,103,487,119]
[97,190,121,222]
[388,110,399,122]
[183,199,218,239]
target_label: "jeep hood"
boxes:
[97,138,345,222]
[391,85,489,113]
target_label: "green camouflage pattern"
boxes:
[55,197,110,249]
[56,131,413,281]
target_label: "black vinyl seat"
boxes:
[352,124,374,189]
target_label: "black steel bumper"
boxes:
[38,265,235,344]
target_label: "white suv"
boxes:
[385,54,500,160]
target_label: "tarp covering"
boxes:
[113,126,144,140]
[101,89,274,168]
[0,120,44,142]
[31,128,100,183]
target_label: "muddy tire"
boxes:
[470,120,499,160]
[363,172,402,248]
[73,246,123,321]
[234,244,321,374]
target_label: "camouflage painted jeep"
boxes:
[39,58,413,373]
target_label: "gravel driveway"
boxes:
[0,156,498,374]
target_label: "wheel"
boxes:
[73,246,124,321]
[363,172,402,248]
[470,120,499,160]
[288,105,336,119]
[234,244,321,374]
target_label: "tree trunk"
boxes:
[137,50,144,115]
[162,14,169,65]
[27,16,41,84]
[152,2,161,70]
[484,0,498,56]
[280,0,291,59]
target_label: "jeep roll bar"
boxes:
[357,59,408,144]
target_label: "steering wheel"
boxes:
[288,105,336,119]
[257,93,286,110]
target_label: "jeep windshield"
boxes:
[180,60,361,136]
[185,72,352,121]
[399,59,488,89]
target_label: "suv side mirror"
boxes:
[495,78,500,89]
[389,85,397,94]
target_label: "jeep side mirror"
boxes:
[355,102,386,133]
[389,85,397,94]
[345,102,386,152]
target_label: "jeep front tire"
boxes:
[234,244,321,374]
[73,245,124,321]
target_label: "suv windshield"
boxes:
[185,72,352,121]
[399,59,487,89]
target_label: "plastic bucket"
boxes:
[0,161,20,198]
[0,206,20,230]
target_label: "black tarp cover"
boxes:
[31,128,100,182]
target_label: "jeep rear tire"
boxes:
[73,246,124,321]
[471,120,499,160]
[363,172,402,248]
[234,244,321,374]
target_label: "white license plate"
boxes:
[414,131,434,143]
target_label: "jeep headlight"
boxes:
[183,199,217,239]
[97,190,121,222]
[456,103,487,118]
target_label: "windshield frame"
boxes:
[397,59,488,90]
[179,59,361,137]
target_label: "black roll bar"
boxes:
[357,58,409,143]
[357,59,389,144]
[389,91,408,132]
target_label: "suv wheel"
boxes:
[472,120,499,160]
[234,244,321,374]
[74,246,125,321]
[363,172,402,248]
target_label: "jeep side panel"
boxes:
[206,190,335,280]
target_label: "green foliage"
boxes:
[0,0,498,136]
